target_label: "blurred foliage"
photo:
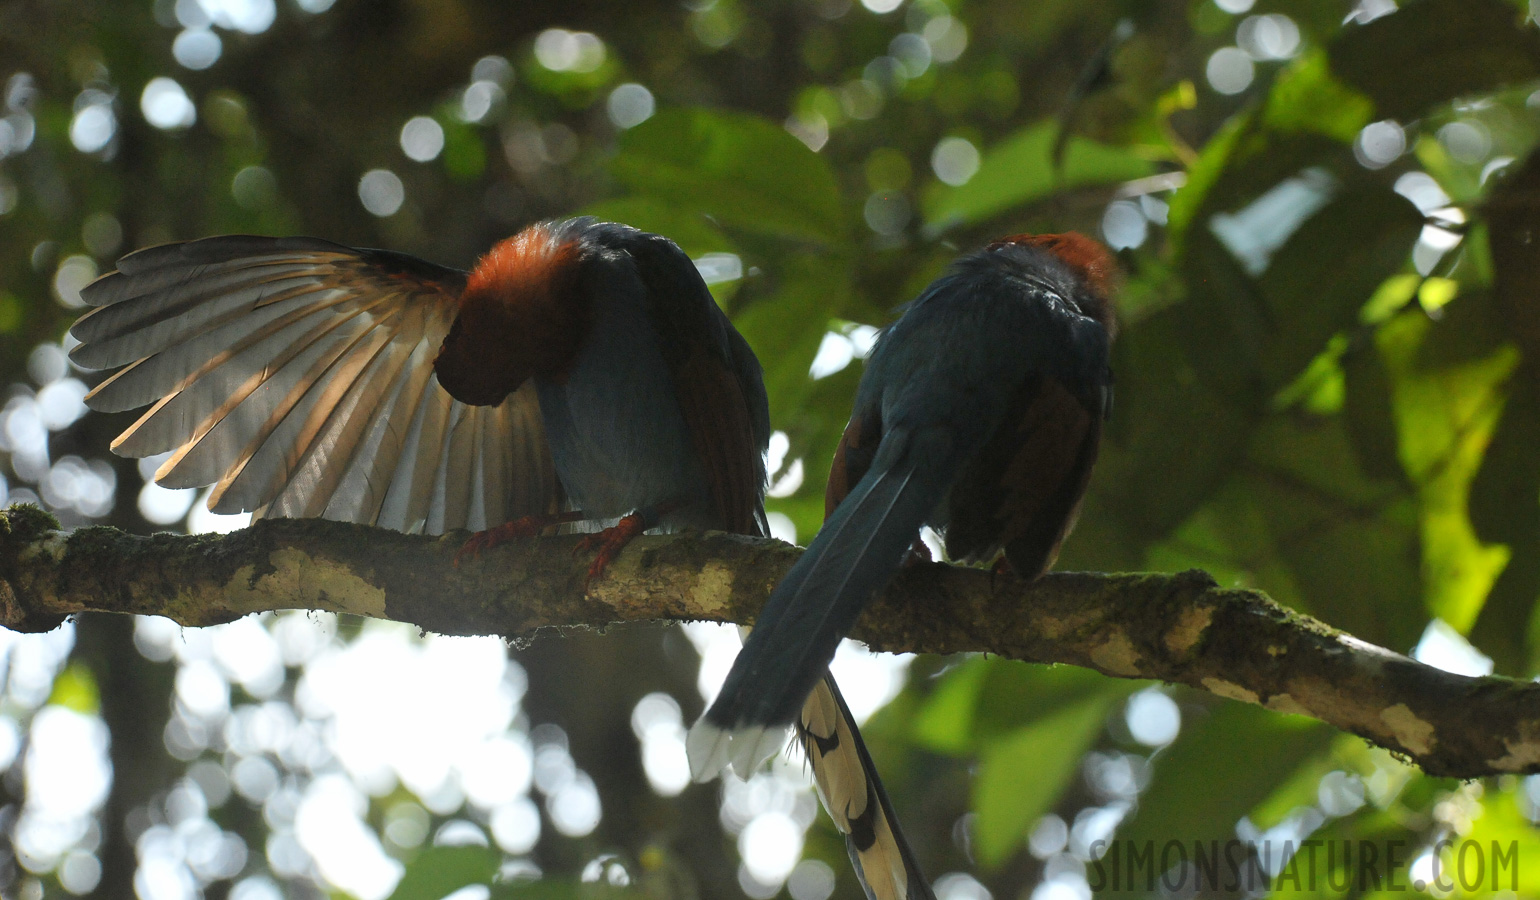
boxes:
[4,0,1540,898]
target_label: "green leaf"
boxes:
[1485,148,1540,365]
[1248,413,1423,650]
[922,120,1154,233]
[1166,113,1249,248]
[48,663,100,714]
[911,656,989,755]
[1262,52,1374,143]
[1256,184,1423,385]
[1329,0,1540,121]
[577,198,738,258]
[1378,307,1516,638]
[1457,789,1540,895]
[0,292,22,333]
[490,881,643,900]
[1088,282,1266,548]
[1105,701,1333,878]
[611,108,847,245]
[1467,378,1540,672]
[1341,336,1405,484]
[972,695,1113,867]
[441,119,487,181]
[386,845,501,900]
[914,658,1136,755]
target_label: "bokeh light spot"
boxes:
[534,29,607,72]
[27,344,65,386]
[1438,120,1492,164]
[923,16,968,63]
[141,77,197,130]
[787,859,836,900]
[931,136,980,186]
[471,55,513,85]
[1205,47,1254,95]
[1237,14,1300,60]
[490,797,540,853]
[547,772,601,837]
[200,0,276,34]
[53,256,97,309]
[173,28,222,70]
[739,812,803,885]
[231,165,277,210]
[459,81,504,124]
[1355,120,1406,169]
[1124,688,1181,746]
[58,851,101,895]
[358,169,404,217]
[935,872,993,900]
[606,83,655,129]
[863,192,911,235]
[693,252,741,285]
[82,212,123,259]
[1101,200,1147,251]
[399,116,445,163]
[188,487,252,534]
[69,104,115,153]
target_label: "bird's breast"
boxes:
[533,293,706,520]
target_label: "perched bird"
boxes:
[71,217,929,900]
[68,218,765,563]
[690,232,1118,791]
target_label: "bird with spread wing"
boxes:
[71,217,934,900]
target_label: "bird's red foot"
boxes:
[455,512,583,567]
[573,510,658,587]
[990,556,1016,578]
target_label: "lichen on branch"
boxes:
[0,506,1535,779]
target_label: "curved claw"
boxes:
[573,513,650,587]
[455,511,587,567]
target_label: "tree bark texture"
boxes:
[0,506,1534,779]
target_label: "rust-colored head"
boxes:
[990,231,1118,334]
[434,223,591,406]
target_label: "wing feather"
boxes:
[71,236,562,534]
[672,349,765,534]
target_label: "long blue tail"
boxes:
[707,431,947,734]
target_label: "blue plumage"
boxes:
[693,234,1117,755]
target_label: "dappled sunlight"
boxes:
[3,0,1540,896]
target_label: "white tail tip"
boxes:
[686,718,791,782]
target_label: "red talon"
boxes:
[573,512,652,587]
[455,511,587,567]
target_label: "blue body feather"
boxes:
[704,239,1114,731]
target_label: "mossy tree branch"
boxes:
[0,505,1534,779]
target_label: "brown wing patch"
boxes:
[945,375,1100,576]
[673,347,764,535]
[997,377,1100,577]
[826,408,880,519]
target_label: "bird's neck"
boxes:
[434,227,593,406]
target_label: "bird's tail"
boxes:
[800,674,935,900]
[694,440,945,769]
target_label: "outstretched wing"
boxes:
[71,235,561,534]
